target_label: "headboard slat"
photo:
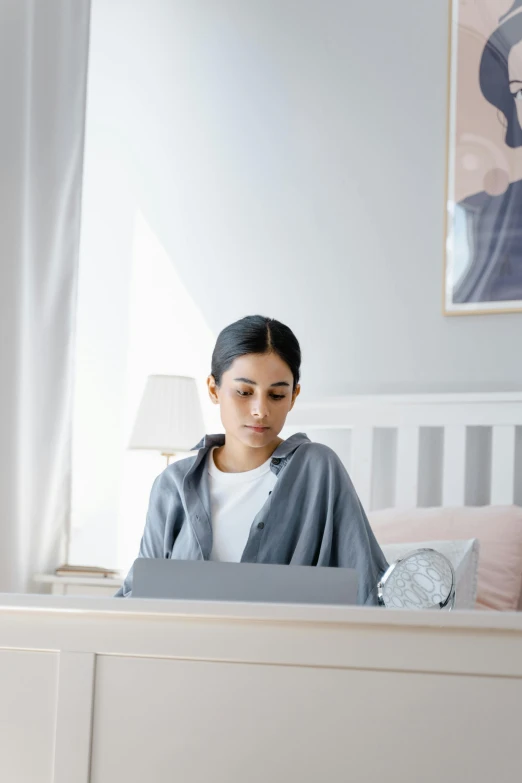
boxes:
[442,425,466,506]
[395,426,420,508]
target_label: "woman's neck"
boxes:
[213,435,283,473]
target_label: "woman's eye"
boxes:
[236,390,285,400]
[514,89,522,100]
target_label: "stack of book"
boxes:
[54,564,121,579]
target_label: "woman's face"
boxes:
[508,39,522,128]
[207,352,300,448]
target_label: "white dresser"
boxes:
[1,593,522,783]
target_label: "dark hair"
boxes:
[480,11,522,148]
[211,315,301,391]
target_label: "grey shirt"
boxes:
[115,432,388,605]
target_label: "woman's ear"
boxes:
[207,374,220,405]
[289,384,301,410]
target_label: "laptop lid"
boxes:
[132,558,358,605]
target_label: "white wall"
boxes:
[71,0,220,568]
[74,0,522,567]
[87,0,521,398]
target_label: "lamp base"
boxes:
[161,452,176,467]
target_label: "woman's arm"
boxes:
[335,484,388,606]
[314,445,388,605]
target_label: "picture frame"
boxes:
[444,0,522,315]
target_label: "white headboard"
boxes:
[283,393,522,511]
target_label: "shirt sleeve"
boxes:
[113,471,177,598]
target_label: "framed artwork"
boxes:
[445,0,522,314]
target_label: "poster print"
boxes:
[445,0,522,314]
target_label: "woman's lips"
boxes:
[246,425,269,432]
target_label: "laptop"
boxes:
[132,558,358,605]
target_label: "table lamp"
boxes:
[128,375,205,466]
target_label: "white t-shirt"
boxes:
[208,446,278,562]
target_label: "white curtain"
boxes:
[0,1,90,592]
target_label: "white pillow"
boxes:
[380,539,480,610]
[369,506,522,611]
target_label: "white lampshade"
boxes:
[128,375,205,454]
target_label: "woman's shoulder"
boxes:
[287,440,356,498]
[292,440,345,471]
[153,453,199,491]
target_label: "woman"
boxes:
[116,315,388,604]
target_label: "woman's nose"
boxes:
[251,400,269,419]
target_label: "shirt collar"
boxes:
[191,433,225,451]
[191,431,311,459]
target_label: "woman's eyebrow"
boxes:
[509,79,522,85]
[234,377,290,387]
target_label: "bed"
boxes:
[282,392,522,611]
